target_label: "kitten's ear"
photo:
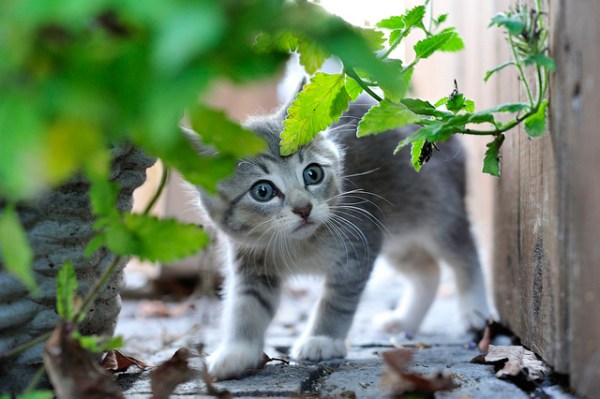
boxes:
[180,125,218,156]
[276,77,307,121]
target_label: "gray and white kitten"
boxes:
[194,96,489,380]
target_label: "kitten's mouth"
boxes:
[293,219,317,235]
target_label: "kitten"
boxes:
[192,95,489,380]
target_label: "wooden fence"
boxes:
[493,0,600,397]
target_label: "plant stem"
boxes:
[143,164,169,214]
[1,331,51,360]
[24,365,47,393]
[509,32,535,107]
[344,67,383,102]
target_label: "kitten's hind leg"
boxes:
[437,228,490,331]
[374,247,440,334]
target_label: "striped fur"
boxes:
[194,96,489,380]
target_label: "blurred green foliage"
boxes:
[0,0,400,290]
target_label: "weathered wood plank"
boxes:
[492,0,569,374]
[550,0,600,395]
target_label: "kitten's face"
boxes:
[200,126,342,249]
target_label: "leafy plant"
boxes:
[281,0,554,177]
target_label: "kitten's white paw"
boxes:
[207,342,263,380]
[291,336,347,361]
[373,311,414,334]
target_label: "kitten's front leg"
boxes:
[208,270,281,380]
[291,273,368,362]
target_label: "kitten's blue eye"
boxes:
[303,164,324,185]
[250,180,277,202]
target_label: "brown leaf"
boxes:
[43,322,125,399]
[380,348,456,397]
[483,345,548,380]
[101,350,151,373]
[150,348,197,399]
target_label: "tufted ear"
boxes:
[275,77,307,122]
[180,125,218,157]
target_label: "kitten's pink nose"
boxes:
[292,204,312,220]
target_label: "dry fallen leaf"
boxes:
[150,348,198,399]
[380,348,456,397]
[43,322,125,399]
[101,350,151,373]
[479,345,548,381]
[150,346,231,399]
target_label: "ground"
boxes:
[115,260,575,398]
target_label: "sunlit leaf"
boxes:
[483,134,505,177]
[280,73,349,155]
[73,332,123,353]
[345,76,363,101]
[524,100,548,137]
[189,105,266,158]
[414,30,455,59]
[357,101,419,137]
[297,40,330,74]
[57,261,78,322]
[376,16,405,30]
[403,6,426,29]
[102,213,210,263]
[0,206,35,292]
[410,138,426,172]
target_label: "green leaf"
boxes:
[189,105,266,158]
[357,101,420,137]
[345,76,363,101]
[414,30,455,59]
[439,28,465,52]
[73,332,123,353]
[410,138,426,172]
[434,97,448,107]
[57,261,78,322]
[11,391,54,399]
[490,13,526,35]
[446,92,466,114]
[525,100,548,137]
[435,13,449,26]
[377,59,412,102]
[465,99,475,113]
[400,98,449,117]
[376,16,405,30]
[523,54,557,72]
[297,39,330,74]
[404,6,426,29]
[254,31,299,53]
[357,27,386,52]
[280,73,349,156]
[481,102,529,114]
[89,178,119,218]
[483,134,506,177]
[153,1,226,74]
[0,206,35,292]
[103,213,210,263]
[484,61,515,82]
[43,119,109,186]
